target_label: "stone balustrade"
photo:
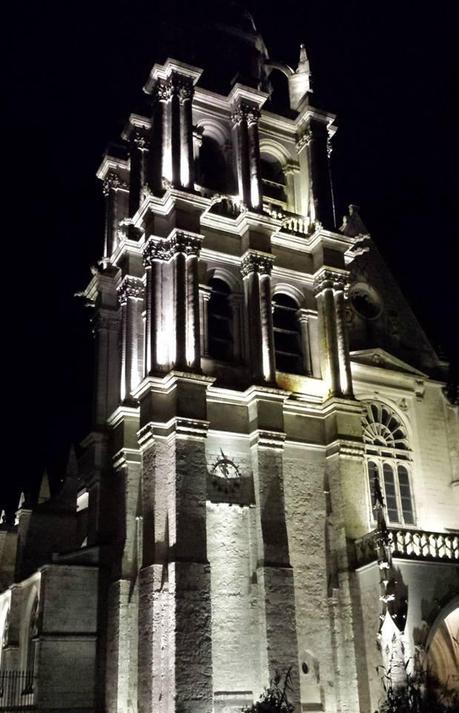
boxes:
[355,527,459,568]
[263,205,310,235]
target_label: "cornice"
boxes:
[96,155,129,181]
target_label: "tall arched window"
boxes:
[363,402,415,526]
[272,293,302,374]
[208,278,233,361]
[260,155,286,205]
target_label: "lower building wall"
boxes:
[356,559,459,713]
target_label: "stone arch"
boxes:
[272,282,305,308]
[425,595,459,691]
[20,584,40,674]
[206,266,242,295]
[0,593,11,669]
[259,138,293,166]
[355,393,415,447]
[196,118,231,148]
[196,118,234,193]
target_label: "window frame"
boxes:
[363,403,416,529]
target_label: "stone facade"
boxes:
[0,22,458,713]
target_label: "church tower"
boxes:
[0,13,457,713]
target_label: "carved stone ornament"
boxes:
[313,270,348,296]
[132,128,148,150]
[172,73,194,103]
[231,103,260,127]
[102,171,127,196]
[117,276,145,305]
[143,232,202,265]
[296,128,313,152]
[155,78,173,102]
[240,252,274,278]
[142,237,171,265]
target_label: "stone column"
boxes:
[231,105,251,206]
[178,77,194,190]
[156,79,174,186]
[138,415,212,713]
[246,106,262,210]
[241,251,276,384]
[283,161,300,212]
[102,171,127,261]
[143,240,169,374]
[186,248,201,370]
[229,292,243,362]
[250,429,300,706]
[314,269,352,398]
[118,276,145,403]
[296,308,313,375]
[129,128,149,218]
[93,311,121,425]
[334,286,353,397]
[199,286,212,358]
[298,117,335,229]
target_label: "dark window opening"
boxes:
[260,155,286,203]
[273,293,302,374]
[208,278,233,361]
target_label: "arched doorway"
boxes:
[426,597,459,693]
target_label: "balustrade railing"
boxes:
[263,205,310,235]
[0,672,34,711]
[355,528,459,567]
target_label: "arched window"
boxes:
[208,278,233,361]
[260,155,286,204]
[363,402,415,526]
[199,136,227,193]
[272,293,302,374]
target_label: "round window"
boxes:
[349,283,383,320]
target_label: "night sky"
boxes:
[3,0,458,511]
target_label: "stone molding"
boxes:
[137,418,210,450]
[240,251,274,278]
[250,429,286,449]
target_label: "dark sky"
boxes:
[3,0,458,511]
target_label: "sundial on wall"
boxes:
[210,449,241,496]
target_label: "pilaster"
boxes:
[314,268,353,398]
[296,112,335,229]
[246,389,300,708]
[136,374,214,713]
[241,250,275,384]
[143,229,203,374]
[118,276,145,404]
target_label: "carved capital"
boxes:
[240,251,274,278]
[117,276,145,305]
[155,78,173,102]
[231,102,260,127]
[143,232,203,265]
[313,269,348,296]
[169,231,202,257]
[143,236,170,265]
[102,171,127,196]
[172,73,194,103]
[132,127,149,150]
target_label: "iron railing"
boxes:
[355,528,459,567]
[0,672,34,711]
